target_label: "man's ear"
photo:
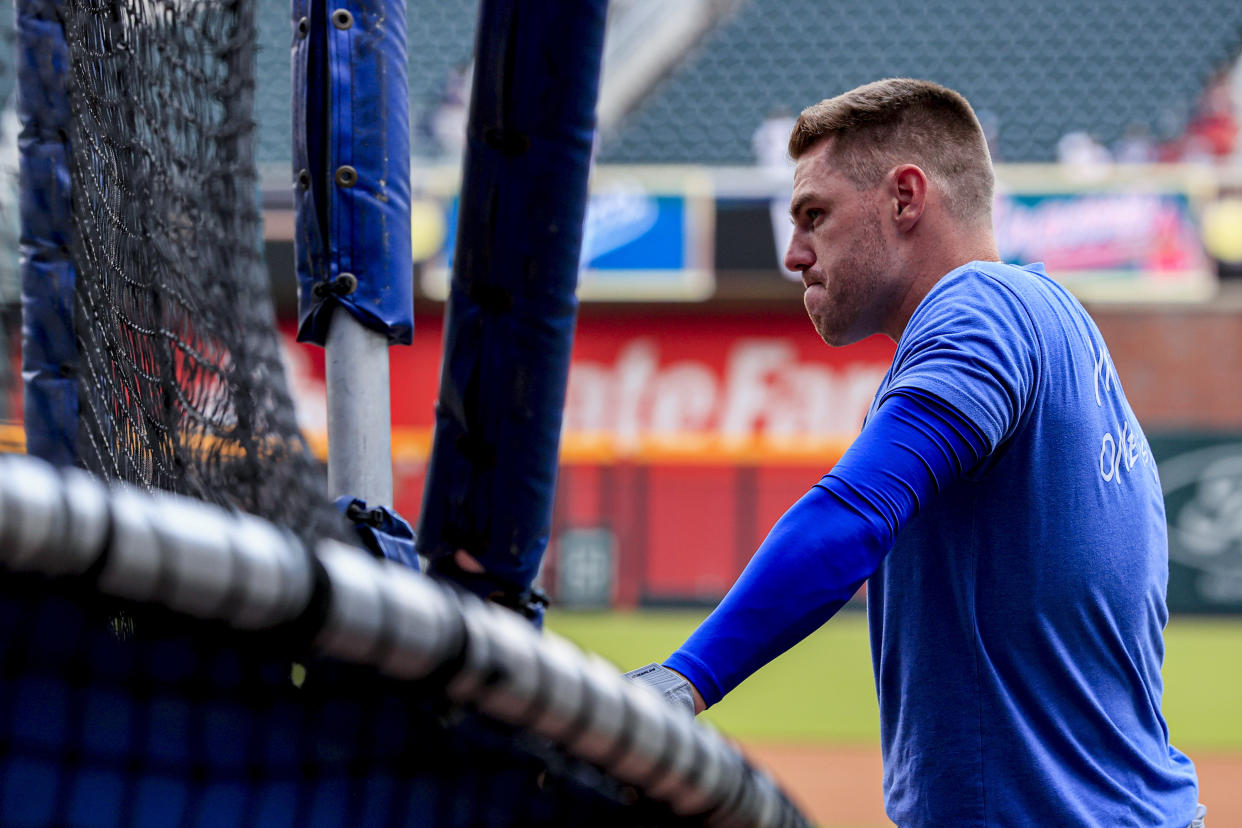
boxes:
[890,164,927,231]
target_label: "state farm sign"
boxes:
[559,314,894,459]
[565,336,888,449]
[284,313,896,462]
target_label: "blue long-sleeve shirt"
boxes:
[664,388,984,705]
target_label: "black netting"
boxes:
[64,0,340,543]
[0,578,679,828]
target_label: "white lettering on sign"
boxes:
[564,338,885,448]
[994,193,1169,261]
[281,338,327,434]
[719,340,796,438]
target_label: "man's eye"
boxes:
[806,209,824,223]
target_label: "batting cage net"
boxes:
[7,0,810,825]
[61,0,341,544]
[0,453,805,827]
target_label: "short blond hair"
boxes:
[789,78,994,224]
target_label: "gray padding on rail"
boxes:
[0,453,808,828]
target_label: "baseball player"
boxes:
[628,78,1204,827]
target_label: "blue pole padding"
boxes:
[18,0,77,466]
[417,0,609,619]
[292,0,413,347]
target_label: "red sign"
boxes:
[562,314,893,459]
[283,312,895,464]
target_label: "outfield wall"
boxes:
[1093,306,1242,429]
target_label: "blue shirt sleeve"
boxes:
[663,389,988,707]
[883,270,1040,451]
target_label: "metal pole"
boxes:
[325,309,393,506]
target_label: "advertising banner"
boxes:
[416,167,715,302]
[558,314,892,462]
[283,313,895,464]
[714,170,1219,303]
[1151,434,1242,614]
[404,164,1225,306]
[399,163,1226,306]
[992,176,1213,302]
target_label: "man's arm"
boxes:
[658,389,988,709]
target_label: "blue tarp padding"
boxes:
[416,1,608,601]
[293,0,413,346]
[17,0,77,467]
[335,495,419,570]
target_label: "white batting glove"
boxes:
[624,662,696,717]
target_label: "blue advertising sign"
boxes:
[418,172,714,301]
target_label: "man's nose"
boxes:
[784,231,813,273]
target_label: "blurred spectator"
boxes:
[977,109,1002,162]
[1057,130,1112,179]
[1186,70,1238,159]
[752,107,800,281]
[752,106,797,171]
[417,61,472,159]
[1230,57,1242,160]
[1113,123,1157,163]
[1160,68,1238,163]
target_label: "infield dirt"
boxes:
[743,743,1242,827]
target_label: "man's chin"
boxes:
[809,318,846,347]
[811,319,865,348]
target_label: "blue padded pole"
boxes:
[17,0,77,466]
[417,0,609,623]
[292,0,413,507]
[292,0,413,348]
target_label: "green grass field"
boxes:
[546,609,1242,749]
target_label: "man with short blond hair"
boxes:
[789,78,994,225]
[630,79,1204,826]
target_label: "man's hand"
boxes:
[623,663,706,716]
[666,667,707,714]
